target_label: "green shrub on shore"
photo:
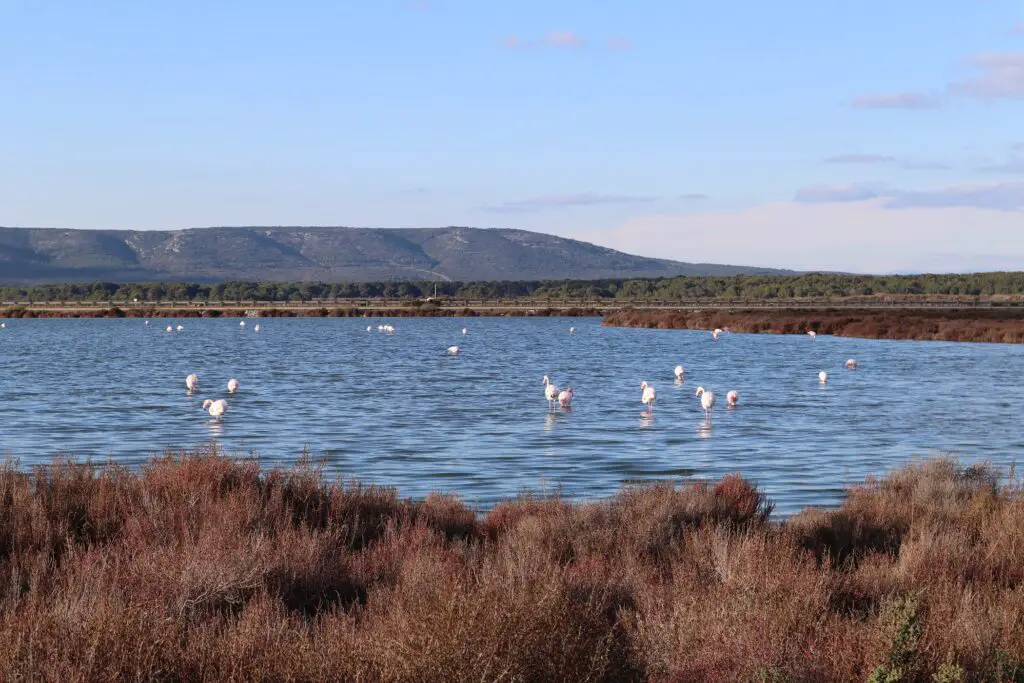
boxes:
[0,452,1021,681]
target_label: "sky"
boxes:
[1,0,1022,273]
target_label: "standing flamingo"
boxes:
[845,359,858,370]
[712,328,722,341]
[185,373,199,392]
[542,375,559,409]
[807,331,817,341]
[726,390,739,406]
[819,371,828,384]
[239,320,245,327]
[462,327,468,335]
[695,387,717,423]
[569,327,576,334]
[254,324,260,332]
[202,399,227,420]
[227,378,239,393]
[640,381,656,414]
[674,365,685,380]
[558,387,574,408]
[446,345,461,355]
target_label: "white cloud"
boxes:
[564,199,1024,273]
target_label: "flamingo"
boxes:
[674,364,685,380]
[807,331,817,341]
[712,328,722,341]
[166,325,173,333]
[640,381,656,414]
[726,390,739,407]
[144,320,149,326]
[202,398,227,420]
[367,325,373,332]
[558,387,574,408]
[227,378,239,393]
[239,320,245,327]
[446,345,461,355]
[185,373,199,392]
[695,387,717,422]
[176,325,184,332]
[845,359,858,370]
[569,327,576,334]
[542,375,559,409]
[462,327,468,335]
[819,371,828,384]
[254,324,260,332]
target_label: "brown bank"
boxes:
[1,305,603,319]
[602,307,1024,344]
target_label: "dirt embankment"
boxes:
[602,307,1024,343]
[1,305,603,319]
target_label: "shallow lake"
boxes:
[1,316,1022,515]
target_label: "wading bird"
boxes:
[674,365,685,380]
[185,374,199,392]
[227,379,239,393]
[807,331,816,341]
[446,345,461,355]
[846,359,858,370]
[640,381,656,414]
[695,387,717,422]
[726,390,739,406]
[558,387,574,408]
[819,371,828,384]
[542,375,559,409]
[202,398,227,420]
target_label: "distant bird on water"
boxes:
[254,324,260,332]
[674,364,685,380]
[726,390,739,407]
[185,374,199,392]
[446,345,461,355]
[166,325,173,333]
[807,331,816,341]
[845,359,858,370]
[176,325,184,332]
[569,327,576,334]
[819,371,828,384]
[239,320,245,327]
[462,327,468,335]
[640,381,656,414]
[695,387,717,422]
[202,399,227,420]
[712,328,722,341]
[227,379,239,393]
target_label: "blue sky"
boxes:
[1,0,1022,272]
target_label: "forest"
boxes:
[2,272,1024,303]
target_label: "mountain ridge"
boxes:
[0,226,797,284]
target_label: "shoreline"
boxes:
[602,306,1024,344]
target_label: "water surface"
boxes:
[1,317,1021,515]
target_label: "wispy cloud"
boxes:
[900,159,952,171]
[794,184,886,203]
[849,92,942,109]
[501,31,628,52]
[949,52,1024,99]
[886,182,1024,210]
[823,154,950,170]
[795,181,1024,211]
[824,154,895,164]
[678,193,708,200]
[484,192,659,213]
[973,142,1024,174]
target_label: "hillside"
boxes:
[0,226,794,284]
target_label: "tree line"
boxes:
[2,272,1024,303]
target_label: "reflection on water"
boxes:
[1,317,1023,514]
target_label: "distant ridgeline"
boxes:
[2,273,1024,302]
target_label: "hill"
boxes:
[0,226,794,284]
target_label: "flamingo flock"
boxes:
[154,318,859,432]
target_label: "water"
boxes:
[1,317,1022,515]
